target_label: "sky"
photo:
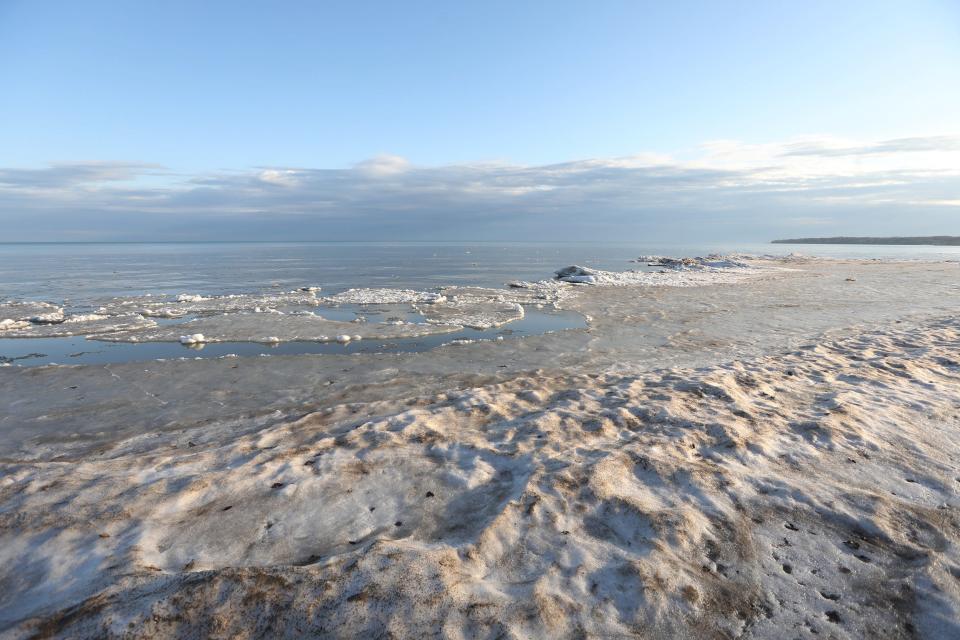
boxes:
[0,0,958,242]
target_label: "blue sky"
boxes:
[0,0,958,241]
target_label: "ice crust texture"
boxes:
[3,312,960,638]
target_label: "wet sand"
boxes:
[1,257,959,638]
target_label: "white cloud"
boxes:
[1,135,958,241]
[354,154,411,176]
[257,169,302,187]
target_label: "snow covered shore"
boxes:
[1,256,960,638]
[2,313,960,638]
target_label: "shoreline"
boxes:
[1,256,959,637]
[772,236,960,246]
[3,257,960,459]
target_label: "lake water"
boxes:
[3,241,960,305]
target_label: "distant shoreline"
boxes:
[772,236,960,246]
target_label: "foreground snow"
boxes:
[1,314,959,638]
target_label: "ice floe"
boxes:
[0,313,156,338]
[416,299,525,330]
[324,288,447,305]
[95,313,463,344]
[0,301,65,324]
[96,290,322,317]
[0,319,30,331]
[440,284,568,305]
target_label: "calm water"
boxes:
[3,241,959,306]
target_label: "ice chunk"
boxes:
[179,334,206,345]
[336,334,351,343]
[0,319,30,331]
[554,266,599,284]
[28,311,66,324]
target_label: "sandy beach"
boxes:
[2,256,960,638]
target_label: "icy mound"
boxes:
[416,300,525,330]
[633,254,750,270]
[0,314,156,338]
[0,301,65,324]
[324,288,447,305]
[554,265,603,284]
[96,291,322,317]
[94,312,462,344]
[555,257,761,287]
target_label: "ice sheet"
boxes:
[323,288,447,305]
[440,284,568,305]
[96,290,322,317]
[93,312,462,343]
[0,301,65,324]
[415,299,525,329]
